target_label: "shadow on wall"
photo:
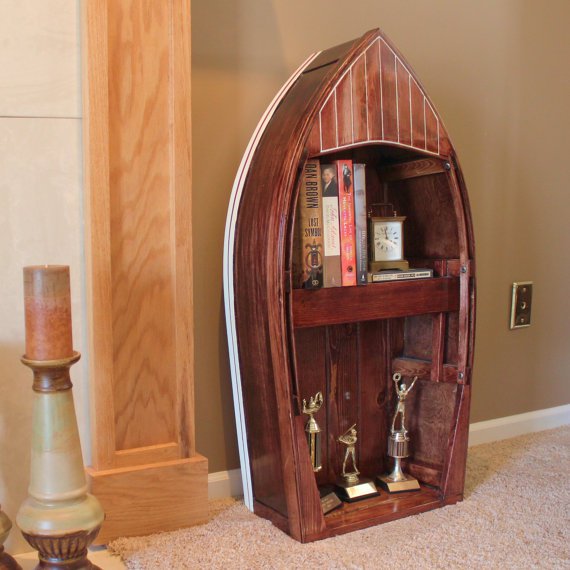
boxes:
[0,342,33,554]
[192,1,290,472]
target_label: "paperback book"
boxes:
[337,159,357,287]
[321,163,342,287]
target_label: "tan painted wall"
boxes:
[0,0,86,554]
[192,0,570,472]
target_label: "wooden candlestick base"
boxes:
[0,510,22,570]
[17,354,104,570]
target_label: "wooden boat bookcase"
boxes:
[223,29,475,543]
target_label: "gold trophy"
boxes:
[336,425,379,502]
[302,392,342,514]
[302,392,324,472]
[378,373,421,492]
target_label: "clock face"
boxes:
[373,221,403,261]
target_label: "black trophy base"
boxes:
[335,477,380,502]
[319,486,342,514]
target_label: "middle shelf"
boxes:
[292,277,460,328]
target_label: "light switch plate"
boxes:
[510,282,533,329]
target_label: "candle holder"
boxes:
[0,509,22,569]
[17,266,104,570]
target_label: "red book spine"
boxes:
[337,160,357,286]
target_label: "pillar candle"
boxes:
[23,265,74,360]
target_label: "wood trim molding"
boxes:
[82,0,207,542]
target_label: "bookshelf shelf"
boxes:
[292,277,460,328]
[224,28,475,543]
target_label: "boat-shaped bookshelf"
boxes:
[224,28,475,542]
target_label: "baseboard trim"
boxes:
[468,403,570,446]
[208,468,244,500]
[208,405,570,499]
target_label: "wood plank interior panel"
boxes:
[365,43,382,141]
[425,101,439,153]
[294,327,329,487]
[410,79,426,149]
[403,314,433,360]
[358,320,391,477]
[405,381,457,468]
[326,324,359,482]
[379,157,445,183]
[380,41,398,142]
[396,60,411,145]
[292,278,460,328]
[336,73,353,147]
[351,56,368,143]
[320,95,337,151]
[391,174,460,259]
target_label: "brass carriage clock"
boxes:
[368,204,409,272]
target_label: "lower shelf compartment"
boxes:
[324,484,442,533]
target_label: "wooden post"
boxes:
[18,266,104,570]
[82,0,207,542]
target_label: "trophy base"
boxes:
[319,486,342,514]
[377,473,420,493]
[335,477,379,502]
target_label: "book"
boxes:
[321,163,342,287]
[297,160,324,289]
[337,159,357,286]
[369,268,434,283]
[353,164,368,286]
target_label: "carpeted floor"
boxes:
[109,426,570,569]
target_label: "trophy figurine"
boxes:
[302,392,324,472]
[378,373,421,493]
[302,392,341,514]
[335,424,379,502]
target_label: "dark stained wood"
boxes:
[293,327,329,487]
[380,40,398,142]
[410,78,426,149]
[425,101,439,153]
[351,55,368,143]
[396,60,411,145]
[325,325,359,481]
[431,313,446,381]
[293,278,460,328]
[393,357,457,383]
[320,94,337,151]
[379,157,446,182]
[407,461,442,487]
[405,381,458,469]
[365,43,382,141]
[229,28,475,543]
[358,320,391,477]
[336,73,353,147]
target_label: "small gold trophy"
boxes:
[336,424,379,502]
[302,392,342,514]
[302,392,324,472]
[378,373,421,493]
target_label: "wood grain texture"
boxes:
[88,455,207,544]
[229,28,475,543]
[83,0,206,539]
[293,278,460,328]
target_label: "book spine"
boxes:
[321,163,342,287]
[353,164,368,286]
[337,159,356,286]
[371,270,433,282]
[297,160,324,289]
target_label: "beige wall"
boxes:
[0,0,86,554]
[192,0,570,472]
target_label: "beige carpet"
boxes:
[109,426,570,569]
